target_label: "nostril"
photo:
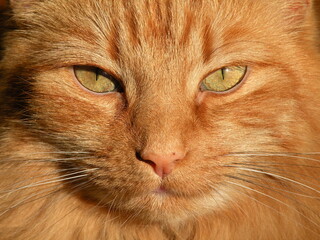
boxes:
[136,152,156,166]
[136,151,157,172]
[142,159,157,171]
[135,151,142,160]
[136,150,186,178]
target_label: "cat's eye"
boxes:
[201,66,247,92]
[74,66,122,93]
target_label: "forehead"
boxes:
[59,1,269,60]
[13,0,282,81]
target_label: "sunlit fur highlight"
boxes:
[0,0,320,239]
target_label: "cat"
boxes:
[0,0,320,239]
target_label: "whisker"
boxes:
[0,176,89,218]
[227,167,320,195]
[79,188,121,231]
[0,186,62,217]
[0,168,98,196]
[225,164,320,182]
[47,177,99,230]
[223,180,320,236]
[225,152,320,164]
[228,151,320,156]
[205,178,249,218]
[227,161,320,169]
[225,179,320,233]
[120,206,144,228]
[226,176,295,207]
[9,167,84,189]
[236,173,320,199]
[4,151,90,155]
[98,194,123,224]
[0,156,96,164]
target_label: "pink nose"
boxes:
[139,150,186,178]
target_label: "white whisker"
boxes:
[236,173,320,199]
[225,180,320,232]
[233,167,320,195]
[227,161,320,169]
[0,156,96,164]
[224,180,320,236]
[225,152,320,164]
[0,185,62,217]
[9,167,83,188]
[225,164,320,182]
[0,168,98,196]
[46,177,99,230]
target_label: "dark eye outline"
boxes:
[200,66,248,93]
[73,65,124,94]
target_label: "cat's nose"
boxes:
[138,150,186,178]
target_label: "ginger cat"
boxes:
[0,0,320,239]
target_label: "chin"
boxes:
[110,184,230,225]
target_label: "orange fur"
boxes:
[0,0,320,239]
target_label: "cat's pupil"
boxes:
[221,68,225,79]
[73,66,121,93]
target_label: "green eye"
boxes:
[74,66,121,93]
[201,66,247,92]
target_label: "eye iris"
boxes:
[202,66,247,92]
[74,66,117,93]
[95,73,116,92]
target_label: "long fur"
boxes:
[0,0,320,239]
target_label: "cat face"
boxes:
[2,0,320,224]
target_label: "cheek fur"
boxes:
[0,0,320,239]
[32,69,123,130]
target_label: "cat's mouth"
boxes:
[152,186,167,195]
[151,185,179,197]
[148,177,217,199]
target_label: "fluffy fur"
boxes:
[0,0,320,239]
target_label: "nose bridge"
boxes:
[133,92,187,154]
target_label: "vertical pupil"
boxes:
[221,68,225,80]
[95,68,99,81]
